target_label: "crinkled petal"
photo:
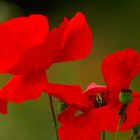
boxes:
[58,110,101,140]
[44,83,90,111]
[102,48,140,103]
[54,12,92,63]
[0,71,47,103]
[0,14,49,74]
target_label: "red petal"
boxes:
[0,15,49,74]
[132,91,140,99]
[102,48,140,103]
[58,110,101,140]
[58,107,77,123]
[54,12,92,63]
[84,83,106,92]
[137,57,140,72]
[94,105,120,132]
[0,98,8,114]
[44,83,90,111]
[0,71,47,102]
[8,28,61,74]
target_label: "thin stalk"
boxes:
[49,95,59,140]
[102,131,106,140]
[115,116,123,140]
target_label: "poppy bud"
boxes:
[119,89,132,105]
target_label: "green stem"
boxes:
[102,131,106,140]
[49,95,59,140]
[115,116,123,140]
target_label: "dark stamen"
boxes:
[86,87,109,108]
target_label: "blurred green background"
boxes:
[0,0,139,139]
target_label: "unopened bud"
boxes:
[119,89,132,105]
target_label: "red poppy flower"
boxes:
[45,48,140,139]
[0,12,92,114]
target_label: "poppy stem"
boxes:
[115,115,123,140]
[102,131,106,140]
[49,95,59,140]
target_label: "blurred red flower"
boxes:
[0,12,92,114]
[45,48,140,140]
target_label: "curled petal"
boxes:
[54,12,92,63]
[44,83,90,112]
[84,83,106,93]
[58,110,101,140]
[102,48,140,103]
[0,15,49,74]
[0,71,47,102]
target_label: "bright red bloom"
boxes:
[0,12,92,114]
[0,13,92,74]
[45,48,140,139]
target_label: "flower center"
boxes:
[86,87,109,108]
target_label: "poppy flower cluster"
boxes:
[0,11,140,140]
[45,48,140,140]
[0,12,92,114]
